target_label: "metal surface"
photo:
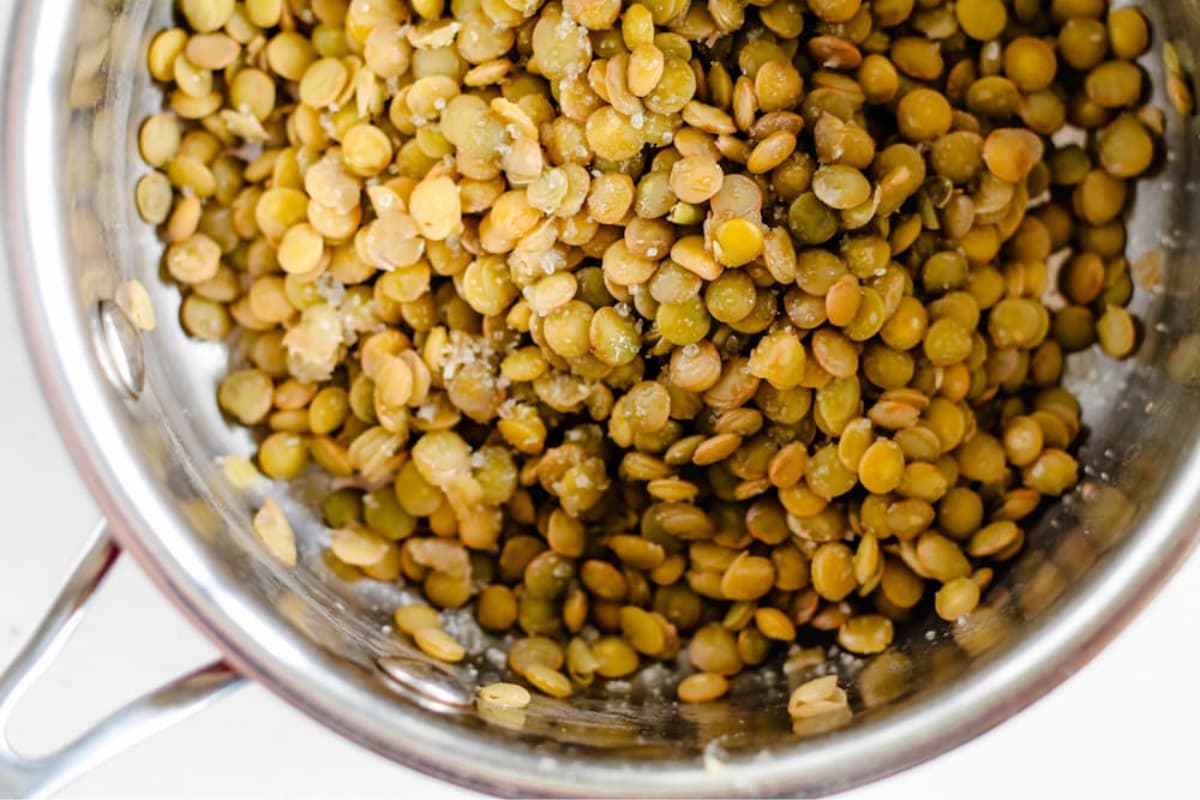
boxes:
[0,522,241,797]
[93,300,146,399]
[4,0,1200,796]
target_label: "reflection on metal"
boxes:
[377,657,474,713]
[93,300,145,398]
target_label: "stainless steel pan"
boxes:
[5,0,1200,796]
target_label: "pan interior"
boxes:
[20,0,1200,794]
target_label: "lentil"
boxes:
[677,672,729,703]
[477,682,531,709]
[935,577,982,621]
[414,627,466,663]
[253,498,297,566]
[524,664,573,698]
[140,0,1158,707]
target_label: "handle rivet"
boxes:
[93,300,145,398]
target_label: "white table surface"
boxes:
[2,3,1198,797]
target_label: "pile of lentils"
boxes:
[137,0,1163,707]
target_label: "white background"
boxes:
[3,2,1199,797]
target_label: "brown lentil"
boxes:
[935,577,982,621]
[677,672,730,703]
[477,682,531,710]
[1096,305,1137,358]
[524,664,573,698]
[140,0,1157,706]
[413,627,466,663]
[837,615,894,655]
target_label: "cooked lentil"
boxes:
[141,0,1161,708]
[677,671,729,703]
[477,682,532,710]
[414,627,467,663]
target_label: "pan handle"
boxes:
[0,521,244,797]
